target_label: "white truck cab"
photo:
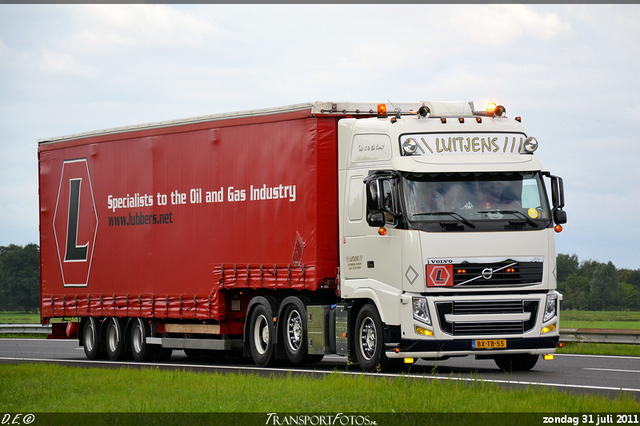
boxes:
[336,101,566,371]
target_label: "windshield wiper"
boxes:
[413,211,476,229]
[481,210,539,228]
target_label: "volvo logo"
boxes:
[481,268,494,280]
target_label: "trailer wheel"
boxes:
[354,304,392,372]
[105,318,128,361]
[82,317,104,360]
[494,354,539,372]
[130,318,157,362]
[249,304,275,367]
[282,303,308,365]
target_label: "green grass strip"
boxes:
[0,363,638,413]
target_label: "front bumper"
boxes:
[386,335,559,359]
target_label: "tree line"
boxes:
[1,244,639,312]
[0,244,40,312]
[557,253,640,311]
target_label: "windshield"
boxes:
[401,171,552,232]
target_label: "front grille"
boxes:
[453,321,523,335]
[436,300,539,336]
[453,260,542,287]
[454,300,524,315]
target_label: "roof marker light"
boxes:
[459,117,464,124]
[441,117,447,124]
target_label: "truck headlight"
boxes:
[543,293,557,323]
[413,297,431,326]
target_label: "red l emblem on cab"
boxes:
[427,265,453,287]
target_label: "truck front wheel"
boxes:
[354,304,387,372]
[494,354,539,371]
[249,304,275,367]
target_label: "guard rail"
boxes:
[1,324,639,344]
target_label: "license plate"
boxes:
[473,339,506,349]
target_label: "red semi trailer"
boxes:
[39,101,566,371]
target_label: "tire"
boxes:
[82,317,104,360]
[354,304,388,372]
[282,303,308,365]
[130,318,157,362]
[494,354,539,372]
[249,304,275,367]
[105,317,128,361]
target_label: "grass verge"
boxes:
[0,363,638,413]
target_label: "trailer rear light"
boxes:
[377,104,387,118]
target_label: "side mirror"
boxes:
[367,211,385,227]
[554,209,567,225]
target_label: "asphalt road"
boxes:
[1,338,639,400]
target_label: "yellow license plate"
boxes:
[473,339,506,349]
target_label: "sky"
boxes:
[1,4,640,269]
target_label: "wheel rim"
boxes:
[84,321,95,353]
[253,314,269,355]
[107,321,118,353]
[286,309,303,352]
[359,317,377,361]
[132,322,143,354]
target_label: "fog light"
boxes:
[415,326,433,336]
[544,354,554,361]
[541,322,556,334]
[404,358,415,364]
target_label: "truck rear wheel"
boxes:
[82,317,104,360]
[494,354,539,371]
[282,303,308,365]
[249,304,275,367]
[130,318,157,362]
[105,317,128,361]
